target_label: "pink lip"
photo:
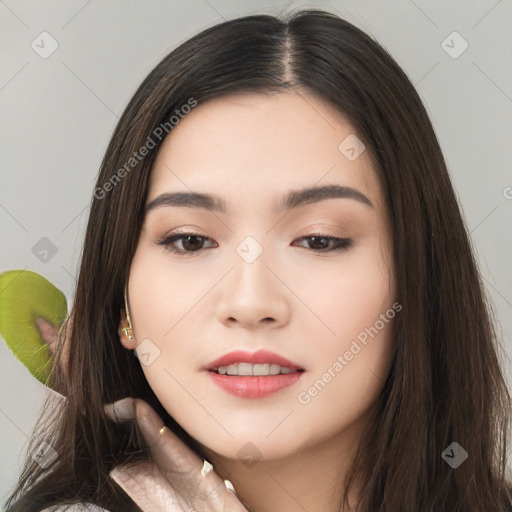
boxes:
[204,349,304,371]
[203,349,305,399]
[207,372,303,399]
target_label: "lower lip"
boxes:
[206,371,304,398]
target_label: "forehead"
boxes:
[147,91,383,214]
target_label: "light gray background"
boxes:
[1,0,511,503]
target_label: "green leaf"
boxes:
[0,270,68,386]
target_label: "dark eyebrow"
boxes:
[145,184,374,214]
[278,184,374,211]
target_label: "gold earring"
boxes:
[122,284,134,340]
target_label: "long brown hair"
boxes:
[5,8,512,512]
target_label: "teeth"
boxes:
[269,364,280,375]
[216,363,297,376]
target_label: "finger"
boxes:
[104,397,136,423]
[103,397,205,476]
[104,398,203,490]
[134,399,204,477]
[109,399,248,511]
[34,316,60,357]
[133,400,241,504]
[111,461,249,512]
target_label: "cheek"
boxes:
[292,236,395,414]
[291,236,395,347]
[128,243,209,338]
[294,313,395,446]
[127,245,219,410]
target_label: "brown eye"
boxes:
[155,232,353,257]
[292,234,353,253]
[156,233,217,256]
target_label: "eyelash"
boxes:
[155,232,353,257]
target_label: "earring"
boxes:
[122,284,134,340]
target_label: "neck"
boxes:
[200,418,366,512]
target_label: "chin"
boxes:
[194,429,304,464]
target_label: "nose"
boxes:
[215,252,291,330]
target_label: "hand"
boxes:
[104,398,250,512]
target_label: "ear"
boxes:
[118,309,137,350]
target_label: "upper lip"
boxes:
[204,349,305,371]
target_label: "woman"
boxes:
[5,8,512,512]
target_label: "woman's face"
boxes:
[123,91,397,462]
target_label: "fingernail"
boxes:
[104,397,136,423]
[109,467,126,486]
[201,459,213,476]
[224,479,236,493]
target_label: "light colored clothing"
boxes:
[41,504,109,511]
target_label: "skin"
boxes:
[117,90,397,512]
[35,317,59,356]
